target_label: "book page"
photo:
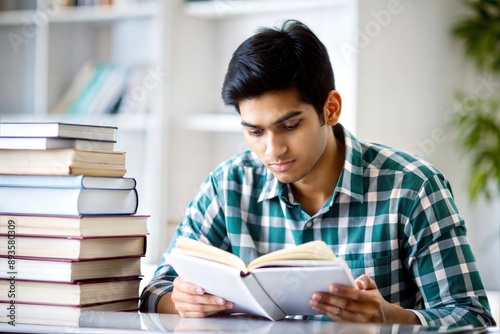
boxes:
[251,259,356,316]
[168,252,285,321]
[247,259,338,271]
[247,240,336,272]
[174,236,247,272]
[174,238,338,273]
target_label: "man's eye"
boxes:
[283,121,301,131]
[248,129,264,137]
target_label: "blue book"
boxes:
[0,186,138,215]
[66,64,110,115]
[0,174,136,190]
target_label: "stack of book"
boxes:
[0,122,149,326]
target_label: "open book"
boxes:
[168,236,356,321]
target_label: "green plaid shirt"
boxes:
[141,124,494,327]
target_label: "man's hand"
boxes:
[309,274,420,324]
[157,277,234,317]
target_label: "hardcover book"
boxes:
[50,62,96,116]
[0,214,149,237]
[0,256,142,282]
[0,122,116,141]
[168,237,356,321]
[0,299,139,326]
[0,174,136,189]
[0,277,141,306]
[0,235,146,260]
[0,137,116,151]
[0,187,138,215]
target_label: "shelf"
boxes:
[0,9,36,26]
[0,113,151,132]
[183,113,242,133]
[50,3,160,24]
[183,0,350,19]
[0,3,159,26]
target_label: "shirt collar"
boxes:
[336,124,365,203]
[257,123,365,203]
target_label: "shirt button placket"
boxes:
[302,220,314,243]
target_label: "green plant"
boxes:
[451,0,500,201]
[452,0,500,73]
[453,93,500,200]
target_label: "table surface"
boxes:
[0,311,498,334]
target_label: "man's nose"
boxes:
[265,132,286,158]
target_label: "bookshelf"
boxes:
[0,0,168,264]
[0,1,163,116]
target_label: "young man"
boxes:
[141,20,495,327]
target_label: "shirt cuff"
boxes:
[140,283,173,313]
[408,309,428,326]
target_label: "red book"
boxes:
[0,277,141,306]
[0,234,147,260]
[0,256,142,282]
[0,214,149,237]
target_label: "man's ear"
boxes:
[323,90,342,126]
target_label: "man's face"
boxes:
[239,88,330,184]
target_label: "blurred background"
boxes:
[0,0,498,316]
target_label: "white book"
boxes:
[168,237,356,321]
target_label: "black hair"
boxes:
[221,19,335,119]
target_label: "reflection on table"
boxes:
[0,311,495,333]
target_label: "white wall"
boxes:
[356,0,500,291]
